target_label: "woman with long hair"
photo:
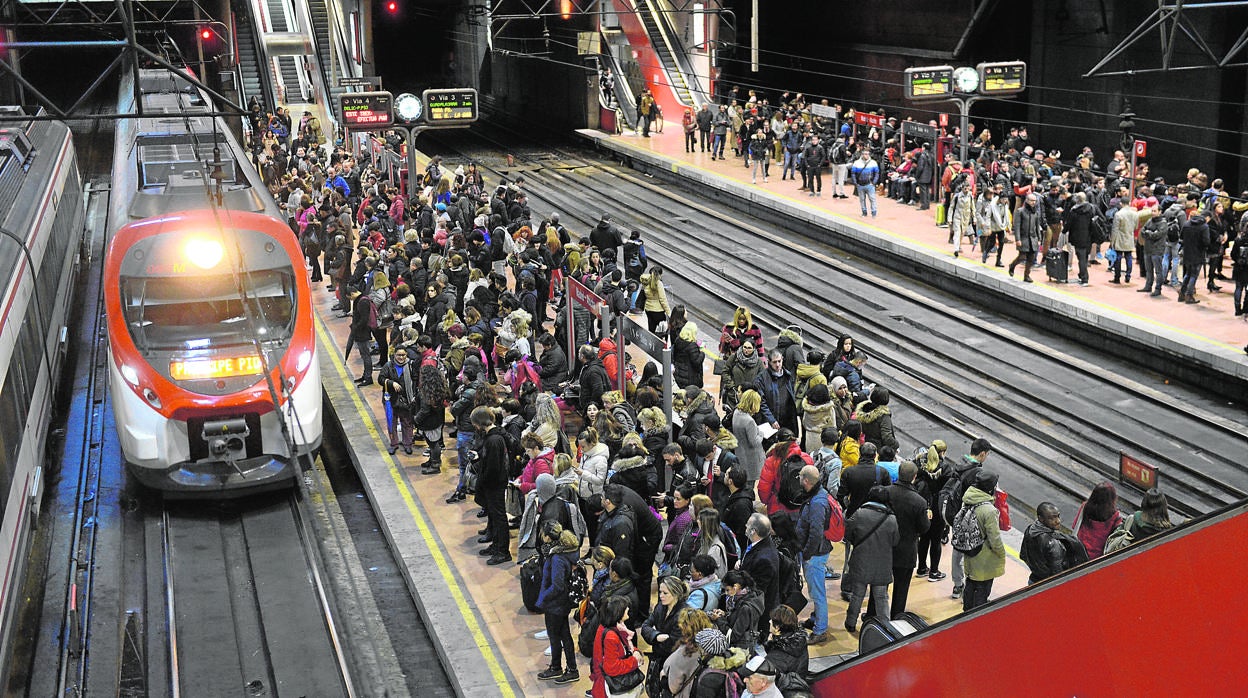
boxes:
[590,596,643,698]
[1074,481,1124,560]
[640,576,690,697]
[660,608,713,698]
[1126,487,1174,540]
[639,266,671,333]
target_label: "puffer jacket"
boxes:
[775,328,805,374]
[961,485,1006,581]
[693,648,749,698]
[801,399,836,453]
[535,544,581,615]
[855,400,898,451]
[578,442,611,498]
[718,588,766,649]
[517,448,555,495]
[844,502,899,585]
[610,454,655,500]
[672,322,705,389]
[764,629,810,678]
[758,442,813,515]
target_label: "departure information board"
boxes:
[978,62,1026,95]
[423,88,479,124]
[904,66,954,101]
[339,91,393,129]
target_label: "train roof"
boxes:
[0,112,73,233]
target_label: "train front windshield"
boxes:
[121,270,296,351]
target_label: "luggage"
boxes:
[1045,249,1069,283]
[935,203,947,226]
[858,611,929,655]
[520,555,542,613]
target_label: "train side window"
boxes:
[0,377,22,517]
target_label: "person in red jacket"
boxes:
[757,431,813,516]
[515,431,555,496]
[591,596,642,698]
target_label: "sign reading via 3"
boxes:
[423,88,479,124]
[339,91,394,129]
[977,61,1027,95]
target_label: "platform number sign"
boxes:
[976,61,1027,95]
[423,88,479,124]
[904,66,954,101]
[340,91,394,130]
[1134,140,1147,158]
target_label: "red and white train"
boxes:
[104,68,321,494]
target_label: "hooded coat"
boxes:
[672,322,705,389]
[856,400,898,451]
[961,485,1006,581]
[774,328,805,375]
[845,501,900,585]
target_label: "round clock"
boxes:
[953,67,980,94]
[395,92,423,122]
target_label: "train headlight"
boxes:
[184,238,224,269]
[121,364,140,386]
[296,350,312,372]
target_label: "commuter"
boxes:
[885,461,931,619]
[639,265,671,333]
[830,349,870,403]
[534,333,568,387]
[763,604,809,680]
[914,440,949,581]
[641,576,690,696]
[949,182,975,258]
[748,128,771,184]
[781,122,802,181]
[696,103,713,153]
[377,347,417,454]
[473,407,513,565]
[577,345,611,415]
[690,628,749,696]
[447,356,485,502]
[719,465,756,553]
[1180,211,1211,304]
[754,351,799,437]
[610,435,654,501]
[829,377,855,436]
[758,431,812,520]
[1124,487,1175,541]
[345,289,374,384]
[1073,481,1124,560]
[802,134,826,197]
[1231,226,1248,315]
[1063,191,1098,285]
[670,314,705,390]
[834,419,863,472]
[611,482,664,611]
[589,596,642,698]
[711,105,730,160]
[829,135,852,199]
[413,334,450,474]
[800,383,836,454]
[691,507,732,578]
[738,513,780,633]
[959,470,1006,612]
[739,656,784,698]
[709,569,766,650]
[1020,501,1088,584]
[718,306,764,356]
[850,148,880,216]
[857,386,899,454]
[731,390,766,486]
[682,108,697,153]
[875,445,901,484]
[720,338,762,409]
[843,486,898,632]
[535,522,581,685]
[686,554,723,613]
[660,607,713,698]
[658,484,696,571]
[1009,193,1044,283]
[948,438,990,599]
[794,465,833,644]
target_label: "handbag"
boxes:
[712,357,728,375]
[601,629,645,695]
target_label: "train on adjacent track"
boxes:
[104,67,321,495]
[0,111,86,676]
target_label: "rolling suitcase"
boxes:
[1045,249,1070,283]
[858,611,929,655]
[520,555,542,613]
[935,203,947,226]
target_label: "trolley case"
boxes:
[858,611,929,655]
[935,203,947,226]
[520,555,542,613]
[1045,249,1070,283]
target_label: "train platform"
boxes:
[312,283,1033,696]
[574,126,1248,399]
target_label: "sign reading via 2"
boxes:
[904,66,953,101]
[977,61,1027,95]
[423,88,479,124]
[340,91,394,129]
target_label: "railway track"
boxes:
[426,127,1248,521]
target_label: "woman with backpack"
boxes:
[590,596,643,698]
[660,608,713,698]
[535,521,583,685]
[1073,481,1124,560]
[915,440,950,581]
[641,577,690,697]
[757,430,813,519]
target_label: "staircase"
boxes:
[305,0,347,111]
[634,0,695,106]
[264,0,306,102]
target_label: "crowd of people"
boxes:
[243,98,1187,696]
[673,88,1248,319]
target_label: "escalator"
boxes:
[811,501,1248,695]
[233,0,273,107]
[599,40,637,132]
[263,0,306,102]
[304,0,347,114]
[633,0,701,107]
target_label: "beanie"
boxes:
[694,628,728,657]
[535,473,556,502]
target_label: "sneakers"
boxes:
[808,631,830,645]
[915,567,928,577]
[534,629,549,640]
[537,667,563,681]
[824,570,841,580]
[951,585,964,599]
[928,570,947,581]
[487,552,512,565]
[555,670,580,685]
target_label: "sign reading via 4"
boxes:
[423,88,479,124]
[339,91,393,130]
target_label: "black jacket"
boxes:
[536,344,569,386]
[1020,521,1079,584]
[739,534,779,618]
[838,463,890,518]
[618,485,663,558]
[1063,201,1097,248]
[578,358,611,413]
[477,427,511,491]
[764,629,809,677]
[597,503,638,560]
[886,481,931,570]
[671,331,704,389]
[720,488,756,553]
[590,220,623,251]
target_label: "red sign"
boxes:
[1120,452,1160,491]
[567,277,603,318]
[854,112,886,128]
[939,112,948,127]
[1134,139,1147,158]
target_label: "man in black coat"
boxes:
[473,408,513,565]
[1020,502,1087,584]
[881,461,931,619]
[535,334,569,387]
[345,289,374,384]
[600,484,662,610]
[739,513,780,628]
[576,345,610,414]
[719,465,756,553]
[911,143,935,210]
[1179,212,1210,304]
[590,213,623,252]
[838,445,890,519]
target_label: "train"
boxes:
[104,67,321,495]
[0,112,86,675]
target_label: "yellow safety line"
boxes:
[599,134,1245,354]
[313,316,517,697]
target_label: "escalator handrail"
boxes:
[597,40,638,131]
[633,0,707,107]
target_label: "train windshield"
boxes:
[121,270,296,351]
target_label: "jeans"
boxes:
[856,183,877,214]
[712,133,726,158]
[962,577,994,612]
[951,549,965,588]
[845,581,889,629]
[544,611,577,672]
[1183,263,1201,298]
[802,554,829,634]
[1111,250,1134,281]
[782,151,798,179]
[833,164,849,196]
[751,157,769,181]
[1164,242,1181,284]
[456,430,474,491]
[1143,254,1164,293]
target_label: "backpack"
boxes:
[950,501,991,556]
[776,453,809,509]
[1103,523,1135,554]
[823,492,845,543]
[776,550,807,614]
[1163,211,1183,243]
[1234,240,1248,270]
[567,559,591,606]
[698,666,745,698]
[813,449,842,495]
[939,463,977,526]
[719,522,742,569]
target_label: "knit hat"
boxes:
[831,376,848,392]
[694,628,728,657]
[974,469,999,493]
[535,473,556,502]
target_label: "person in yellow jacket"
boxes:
[640,266,671,333]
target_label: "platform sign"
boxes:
[901,121,939,142]
[616,313,673,431]
[905,66,954,101]
[1134,139,1147,158]
[565,276,605,371]
[810,103,837,119]
[423,88,478,124]
[977,61,1027,95]
[339,91,393,130]
[855,112,886,128]
[1119,451,1160,492]
[339,76,381,88]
